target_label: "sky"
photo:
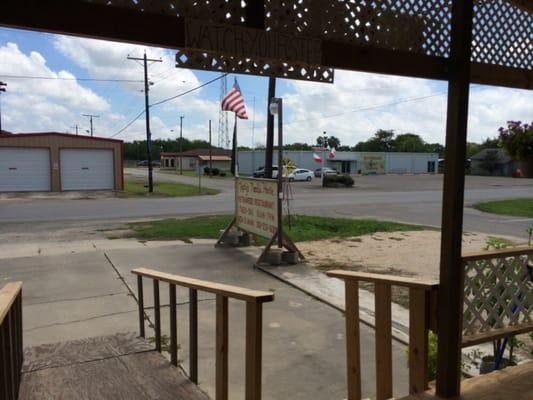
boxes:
[0,27,531,148]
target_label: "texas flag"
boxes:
[313,153,322,164]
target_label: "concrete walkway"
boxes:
[1,242,411,399]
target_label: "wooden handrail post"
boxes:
[345,280,362,400]
[216,294,229,400]
[153,280,161,352]
[375,283,393,400]
[409,288,430,394]
[169,284,178,366]
[245,302,263,400]
[137,275,145,338]
[189,288,198,384]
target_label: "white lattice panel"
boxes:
[463,252,533,337]
[82,1,532,71]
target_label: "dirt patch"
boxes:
[300,230,520,281]
[302,230,531,358]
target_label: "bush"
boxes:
[219,172,227,177]
[203,167,220,176]
[324,174,354,187]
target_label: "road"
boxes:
[1,169,532,239]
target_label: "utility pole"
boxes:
[0,81,6,133]
[82,114,99,137]
[128,51,162,193]
[70,124,79,135]
[179,115,184,175]
[209,120,213,178]
[321,132,328,187]
[265,77,276,179]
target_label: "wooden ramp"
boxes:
[19,333,209,400]
[400,361,533,400]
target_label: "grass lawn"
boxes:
[121,180,219,198]
[160,170,234,179]
[124,214,427,242]
[474,198,533,218]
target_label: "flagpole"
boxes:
[234,112,239,178]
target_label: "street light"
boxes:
[0,81,7,133]
[269,97,283,249]
[321,131,328,187]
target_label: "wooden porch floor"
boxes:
[400,361,533,400]
[19,332,209,400]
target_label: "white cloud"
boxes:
[53,36,200,102]
[0,42,110,133]
[270,70,532,146]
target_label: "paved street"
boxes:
[1,169,532,238]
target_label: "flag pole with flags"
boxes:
[222,78,249,177]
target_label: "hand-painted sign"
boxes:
[236,178,279,239]
[184,19,322,65]
[362,154,385,174]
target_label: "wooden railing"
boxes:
[0,282,23,400]
[132,268,274,400]
[326,271,439,400]
[461,247,533,348]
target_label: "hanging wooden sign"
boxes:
[184,19,322,66]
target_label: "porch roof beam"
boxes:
[0,0,531,90]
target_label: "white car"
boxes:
[287,169,314,182]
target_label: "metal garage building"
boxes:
[238,150,439,175]
[0,133,124,192]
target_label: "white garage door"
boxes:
[0,147,51,192]
[60,149,114,190]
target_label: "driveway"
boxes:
[0,242,410,399]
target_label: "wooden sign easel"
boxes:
[216,218,304,265]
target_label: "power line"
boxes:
[256,92,448,130]
[150,73,229,108]
[110,109,145,137]
[0,74,143,83]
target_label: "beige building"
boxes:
[161,149,232,172]
[0,132,124,192]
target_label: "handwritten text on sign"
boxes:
[184,19,322,65]
[236,178,279,239]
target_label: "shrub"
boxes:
[324,174,354,187]
[203,167,220,176]
[219,172,227,177]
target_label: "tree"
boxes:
[354,129,395,152]
[285,142,312,150]
[327,136,341,149]
[393,133,427,152]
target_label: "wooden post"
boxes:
[189,288,198,384]
[375,283,392,400]
[216,295,229,400]
[245,302,263,400]
[137,275,145,338]
[436,0,473,397]
[345,280,361,400]
[409,288,429,394]
[153,280,161,352]
[169,284,177,366]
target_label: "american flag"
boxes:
[221,79,249,120]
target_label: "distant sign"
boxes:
[184,19,322,65]
[236,178,279,239]
[362,154,385,174]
